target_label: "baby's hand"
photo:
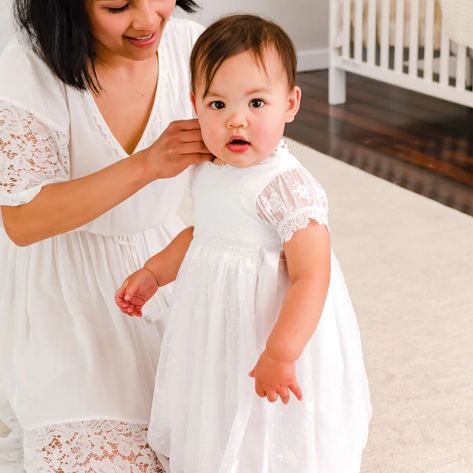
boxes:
[249,351,303,404]
[115,268,159,317]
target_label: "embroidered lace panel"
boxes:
[256,167,328,242]
[0,101,69,205]
[23,420,163,473]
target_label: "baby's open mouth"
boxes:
[229,139,250,145]
[227,138,251,153]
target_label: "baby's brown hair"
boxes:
[190,14,297,97]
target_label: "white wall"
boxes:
[176,0,329,71]
[0,0,15,53]
[0,0,329,71]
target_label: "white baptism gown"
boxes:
[0,18,203,472]
[148,142,372,473]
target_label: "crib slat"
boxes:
[342,0,351,58]
[380,0,390,69]
[439,15,450,86]
[394,0,405,73]
[456,45,467,90]
[408,0,419,77]
[423,0,435,82]
[354,0,363,62]
[367,0,377,65]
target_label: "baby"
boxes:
[116,14,371,473]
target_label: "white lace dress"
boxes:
[148,143,372,473]
[0,18,203,472]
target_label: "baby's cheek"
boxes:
[253,121,284,155]
[201,126,221,154]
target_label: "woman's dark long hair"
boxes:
[14,0,199,92]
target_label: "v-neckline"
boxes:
[86,49,163,159]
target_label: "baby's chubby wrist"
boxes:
[142,265,160,286]
[262,346,298,364]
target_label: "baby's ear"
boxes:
[285,86,301,123]
[190,92,198,116]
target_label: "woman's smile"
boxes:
[125,31,158,48]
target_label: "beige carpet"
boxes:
[287,139,473,473]
[2,139,473,472]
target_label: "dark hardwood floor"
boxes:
[285,70,473,216]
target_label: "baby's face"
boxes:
[192,49,301,167]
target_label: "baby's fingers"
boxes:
[288,382,303,401]
[123,280,140,302]
[124,304,142,317]
[115,285,130,309]
[278,387,290,405]
[265,389,278,403]
[255,381,266,398]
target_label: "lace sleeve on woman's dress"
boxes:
[256,167,329,243]
[0,101,69,206]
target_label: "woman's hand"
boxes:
[115,268,159,317]
[144,119,212,179]
[249,351,303,404]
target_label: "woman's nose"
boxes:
[132,1,156,31]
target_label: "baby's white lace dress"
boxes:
[147,144,372,473]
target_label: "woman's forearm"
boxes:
[144,226,194,286]
[265,275,330,363]
[1,149,154,246]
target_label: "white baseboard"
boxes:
[297,48,329,72]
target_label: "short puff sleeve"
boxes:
[256,167,328,243]
[0,101,69,206]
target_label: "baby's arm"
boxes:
[115,226,194,316]
[251,221,330,402]
[145,226,194,286]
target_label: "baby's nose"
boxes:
[226,112,248,128]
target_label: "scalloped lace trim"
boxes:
[278,208,328,242]
[255,166,329,243]
[84,50,169,158]
[84,91,125,159]
[23,420,163,473]
[0,101,69,206]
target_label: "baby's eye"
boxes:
[250,98,265,109]
[210,101,225,110]
[108,3,130,13]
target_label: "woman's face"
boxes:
[86,0,176,62]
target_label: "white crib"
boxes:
[329,0,473,107]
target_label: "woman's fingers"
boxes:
[179,128,205,143]
[164,120,209,154]
[171,119,201,131]
[180,141,210,155]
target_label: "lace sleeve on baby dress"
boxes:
[256,167,328,243]
[0,100,69,206]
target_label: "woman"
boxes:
[0,0,209,470]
